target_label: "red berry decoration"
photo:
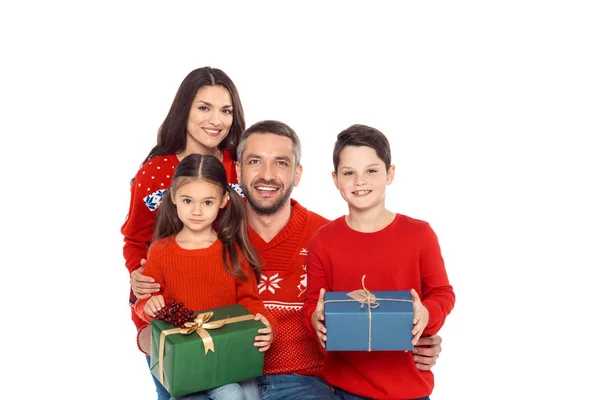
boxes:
[156,299,196,327]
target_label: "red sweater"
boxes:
[134,237,276,341]
[121,151,239,329]
[250,200,330,376]
[303,214,455,399]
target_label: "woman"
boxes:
[121,66,245,400]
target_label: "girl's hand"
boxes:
[144,295,165,318]
[411,289,429,346]
[311,288,327,348]
[254,313,273,352]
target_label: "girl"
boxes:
[121,67,245,399]
[135,154,275,400]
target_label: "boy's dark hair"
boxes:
[237,120,302,166]
[154,154,260,281]
[333,124,391,173]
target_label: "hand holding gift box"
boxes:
[318,275,426,351]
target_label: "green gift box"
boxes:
[149,303,265,397]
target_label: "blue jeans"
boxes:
[333,386,430,400]
[173,379,259,400]
[258,374,338,400]
[146,354,171,400]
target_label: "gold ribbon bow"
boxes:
[157,311,255,385]
[324,275,412,351]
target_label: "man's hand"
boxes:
[311,288,327,348]
[130,259,160,299]
[413,334,442,371]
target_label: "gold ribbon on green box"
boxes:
[157,311,255,385]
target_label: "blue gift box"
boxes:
[324,290,414,351]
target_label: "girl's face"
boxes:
[172,179,227,234]
[186,85,233,152]
[332,146,394,212]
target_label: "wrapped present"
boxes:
[149,303,265,397]
[324,276,414,351]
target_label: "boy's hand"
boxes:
[131,258,160,299]
[411,288,429,346]
[254,313,273,352]
[311,288,327,348]
[144,295,165,317]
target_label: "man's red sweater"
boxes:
[121,151,239,330]
[250,200,330,376]
[303,214,455,399]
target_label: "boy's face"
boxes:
[332,145,394,212]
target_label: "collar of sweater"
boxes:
[247,198,308,251]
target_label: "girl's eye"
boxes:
[183,199,192,205]
[204,200,213,206]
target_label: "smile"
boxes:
[202,128,222,137]
[352,190,371,196]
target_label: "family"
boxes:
[121,67,455,400]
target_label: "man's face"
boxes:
[236,133,302,215]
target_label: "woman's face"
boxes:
[186,85,233,152]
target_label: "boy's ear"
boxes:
[331,171,340,190]
[387,165,396,184]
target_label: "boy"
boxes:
[303,124,455,400]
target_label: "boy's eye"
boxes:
[368,169,378,173]
[343,171,353,176]
[203,200,213,206]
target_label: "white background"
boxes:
[1,1,599,399]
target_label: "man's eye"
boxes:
[248,160,259,165]
[276,161,288,167]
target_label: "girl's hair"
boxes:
[141,66,245,167]
[154,154,260,281]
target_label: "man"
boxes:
[132,121,442,399]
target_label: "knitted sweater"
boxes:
[250,200,330,376]
[303,214,455,399]
[134,236,276,351]
[121,151,240,329]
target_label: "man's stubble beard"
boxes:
[241,182,294,216]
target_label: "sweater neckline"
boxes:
[340,213,400,236]
[166,235,222,256]
[248,199,308,251]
